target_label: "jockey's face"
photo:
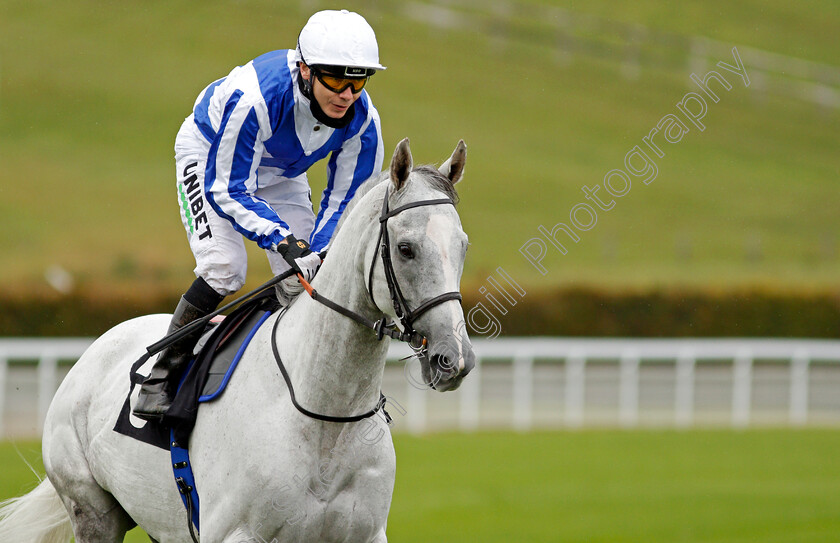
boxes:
[300,63,361,120]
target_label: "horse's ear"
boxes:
[439,140,467,185]
[390,138,413,191]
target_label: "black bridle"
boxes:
[270,185,464,422]
[367,186,463,343]
[300,186,462,348]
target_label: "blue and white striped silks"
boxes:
[193,49,384,252]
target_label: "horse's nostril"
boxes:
[431,354,456,376]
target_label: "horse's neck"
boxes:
[275,197,388,416]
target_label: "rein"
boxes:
[149,185,462,424]
[145,269,298,357]
[270,309,390,423]
[271,184,461,423]
[299,186,462,348]
[274,186,463,420]
[149,187,461,356]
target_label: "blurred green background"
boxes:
[1,0,838,333]
[2,5,840,541]
[4,430,840,542]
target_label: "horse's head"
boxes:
[369,138,475,391]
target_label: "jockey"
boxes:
[134,9,386,421]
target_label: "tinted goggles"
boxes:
[313,68,369,94]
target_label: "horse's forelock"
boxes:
[411,165,459,205]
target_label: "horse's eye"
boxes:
[398,243,414,259]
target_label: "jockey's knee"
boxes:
[198,266,246,297]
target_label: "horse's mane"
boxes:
[333,164,459,238]
[410,166,460,205]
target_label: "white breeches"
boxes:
[174,118,315,296]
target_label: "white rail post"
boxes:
[0,355,7,439]
[619,351,640,427]
[38,351,59,434]
[405,376,427,435]
[732,349,753,428]
[789,349,810,426]
[459,356,481,432]
[512,353,533,432]
[675,350,695,427]
[404,358,428,434]
[564,350,585,428]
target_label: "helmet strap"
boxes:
[297,69,313,99]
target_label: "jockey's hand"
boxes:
[275,235,321,283]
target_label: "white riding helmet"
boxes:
[296,10,386,73]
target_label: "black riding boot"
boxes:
[133,278,224,421]
[132,296,207,421]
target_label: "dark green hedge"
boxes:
[494,288,840,338]
[1,287,839,338]
[0,291,178,338]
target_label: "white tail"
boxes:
[0,477,72,543]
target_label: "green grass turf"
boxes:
[2,429,839,542]
[0,1,838,296]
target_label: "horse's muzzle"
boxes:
[424,343,475,392]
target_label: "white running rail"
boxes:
[2,337,840,437]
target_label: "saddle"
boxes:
[113,292,280,450]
